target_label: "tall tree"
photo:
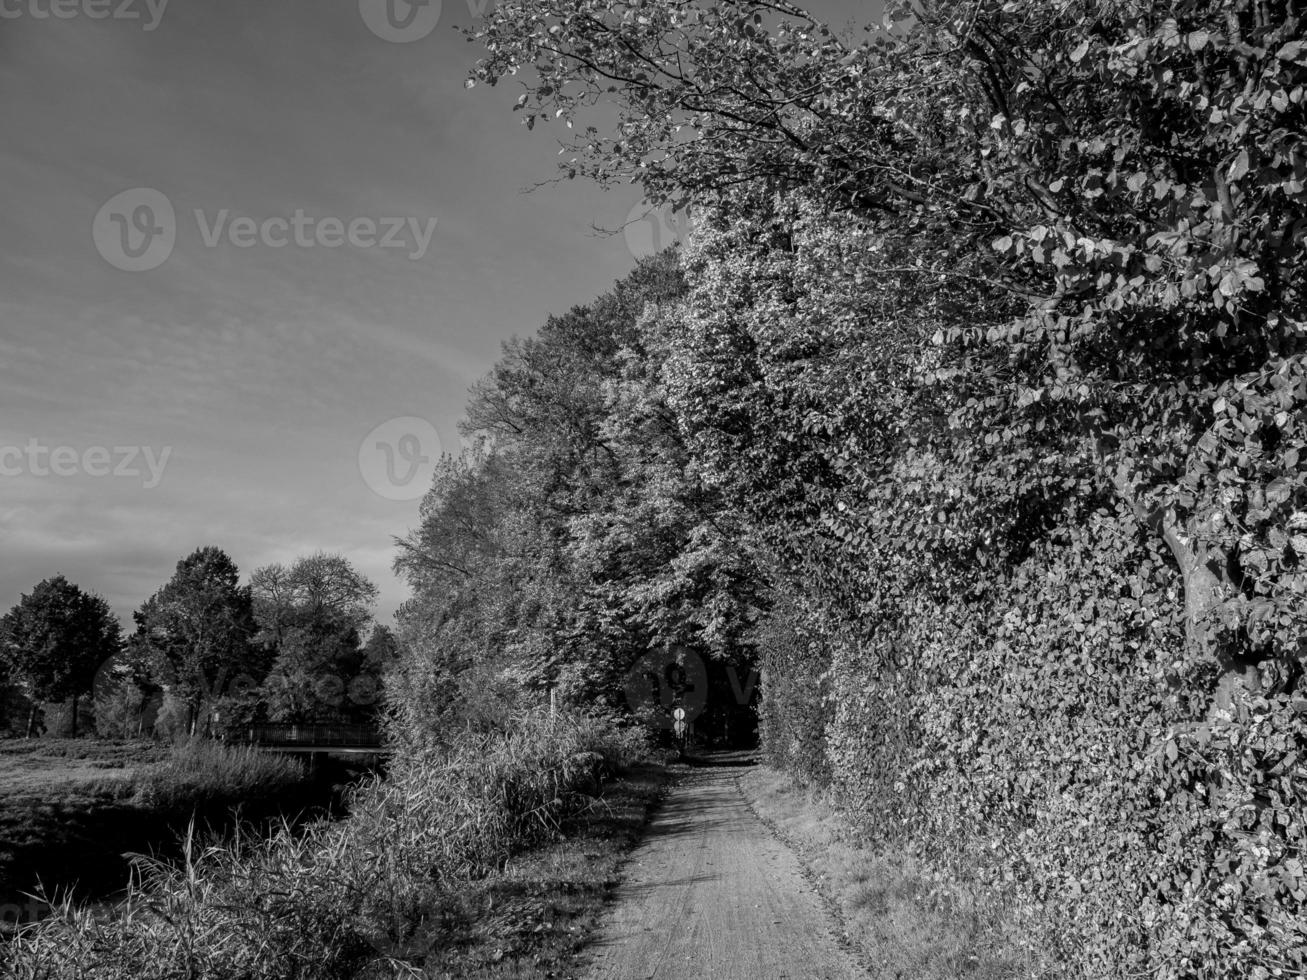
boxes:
[472,0,1307,716]
[468,2,1307,972]
[250,552,380,645]
[0,576,121,737]
[394,253,766,740]
[251,553,380,723]
[132,547,262,737]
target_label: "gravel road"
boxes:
[581,757,865,980]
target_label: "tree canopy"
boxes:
[0,575,121,735]
[131,546,262,736]
[459,1,1307,974]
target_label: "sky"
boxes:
[0,0,871,629]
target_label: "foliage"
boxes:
[130,547,265,738]
[470,0,1307,975]
[93,681,149,739]
[391,252,763,744]
[250,553,380,646]
[0,576,121,737]
[754,595,832,786]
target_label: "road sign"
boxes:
[673,707,686,721]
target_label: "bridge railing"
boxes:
[229,723,385,749]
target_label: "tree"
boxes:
[472,0,1307,717]
[250,552,379,646]
[251,553,380,723]
[132,547,262,737]
[394,252,765,740]
[469,1,1307,972]
[0,576,121,737]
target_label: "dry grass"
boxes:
[0,712,654,980]
[0,738,313,932]
[738,767,1048,980]
[407,761,670,979]
[132,741,307,810]
[0,739,162,799]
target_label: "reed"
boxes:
[1,711,648,980]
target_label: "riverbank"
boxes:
[0,738,348,927]
[1,713,655,979]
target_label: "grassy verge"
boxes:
[412,760,672,979]
[1,713,662,980]
[737,767,1045,980]
[0,739,315,927]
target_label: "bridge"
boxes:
[228,723,390,757]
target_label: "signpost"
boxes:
[672,706,688,756]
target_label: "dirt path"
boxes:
[581,757,865,980]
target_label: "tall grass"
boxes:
[1,712,648,980]
[133,741,309,810]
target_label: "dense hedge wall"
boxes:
[754,600,832,786]
[655,198,1307,976]
[468,0,1307,972]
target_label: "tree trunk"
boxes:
[1161,517,1260,719]
[1111,466,1258,719]
[26,702,36,738]
[70,695,78,738]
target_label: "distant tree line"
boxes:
[0,549,395,740]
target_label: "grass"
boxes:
[738,767,1048,980]
[0,739,165,922]
[409,760,670,979]
[0,738,314,929]
[0,712,661,980]
[133,741,308,810]
[0,739,163,797]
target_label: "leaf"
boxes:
[1276,41,1305,62]
[1070,39,1090,63]
[1229,149,1249,181]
